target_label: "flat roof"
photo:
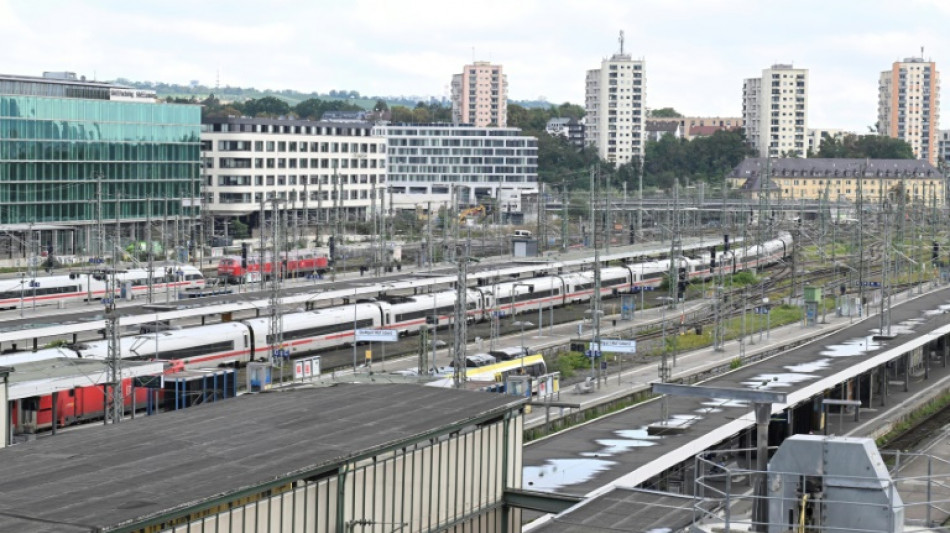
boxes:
[8,358,165,399]
[531,488,694,532]
[0,383,523,532]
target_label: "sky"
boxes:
[3,0,949,132]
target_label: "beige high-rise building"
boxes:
[878,57,940,165]
[451,61,507,127]
[742,64,808,158]
[585,53,646,165]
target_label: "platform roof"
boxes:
[8,358,165,399]
[0,383,523,532]
[531,487,695,532]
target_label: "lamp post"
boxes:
[759,278,770,342]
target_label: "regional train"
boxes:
[7,233,792,372]
[216,249,329,283]
[0,265,205,310]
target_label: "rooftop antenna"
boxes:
[472,46,475,62]
[619,30,625,55]
[216,69,220,91]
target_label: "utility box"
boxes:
[512,238,538,257]
[804,286,822,303]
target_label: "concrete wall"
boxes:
[168,414,523,532]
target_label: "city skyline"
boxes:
[3,0,949,133]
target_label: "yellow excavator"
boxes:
[458,205,487,223]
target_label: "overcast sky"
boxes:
[3,0,948,132]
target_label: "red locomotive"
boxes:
[12,377,152,433]
[216,249,328,283]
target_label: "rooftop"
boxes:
[0,383,523,532]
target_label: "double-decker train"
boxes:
[0,265,205,310]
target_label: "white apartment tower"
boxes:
[585,52,646,166]
[878,57,940,165]
[451,61,507,127]
[742,64,808,158]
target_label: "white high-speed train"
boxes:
[0,265,205,310]
[3,233,791,370]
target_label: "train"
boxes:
[0,265,205,310]
[8,232,792,371]
[2,233,791,432]
[216,249,329,283]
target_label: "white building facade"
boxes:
[585,53,646,166]
[374,124,538,213]
[806,128,847,154]
[201,117,387,231]
[742,64,808,158]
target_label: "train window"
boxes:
[148,340,236,361]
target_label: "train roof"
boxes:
[0,384,523,531]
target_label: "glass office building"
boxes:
[0,73,201,256]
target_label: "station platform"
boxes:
[522,285,950,501]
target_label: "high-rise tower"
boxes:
[451,61,507,127]
[878,56,940,165]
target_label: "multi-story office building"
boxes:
[742,64,808,157]
[585,53,646,166]
[373,124,538,214]
[451,61,507,127]
[727,157,944,205]
[201,117,387,236]
[878,57,941,165]
[0,72,201,257]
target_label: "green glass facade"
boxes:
[0,95,201,225]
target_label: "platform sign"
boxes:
[133,375,165,389]
[355,329,398,342]
[590,339,637,354]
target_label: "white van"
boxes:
[512,230,533,239]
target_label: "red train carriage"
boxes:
[217,249,328,283]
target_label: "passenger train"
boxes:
[0,265,205,310]
[6,233,792,372]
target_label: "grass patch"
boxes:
[875,389,950,449]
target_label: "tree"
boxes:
[374,99,389,112]
[816,133,915,159]
[241,96,291,117]
[389,105,415,123]
[650,107,683,118]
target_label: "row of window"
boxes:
[213,156,383,170]
[1,161,197,183]
[0,140,198,162]
[1,118,200,143]
[1,96,200,124]
[204,121,372,137]
[388,165,536,176]
[392,157,533,165]
[212,139,382,154]
[213,174,383,187]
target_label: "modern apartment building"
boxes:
[201,117,387,235]
[0,72,201,257]
[878,57,941,165]
[742,64,808,157]
[585,53,646,166]
[727,157,944,205]
[373,124,538,214]
[450,61,507,127]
